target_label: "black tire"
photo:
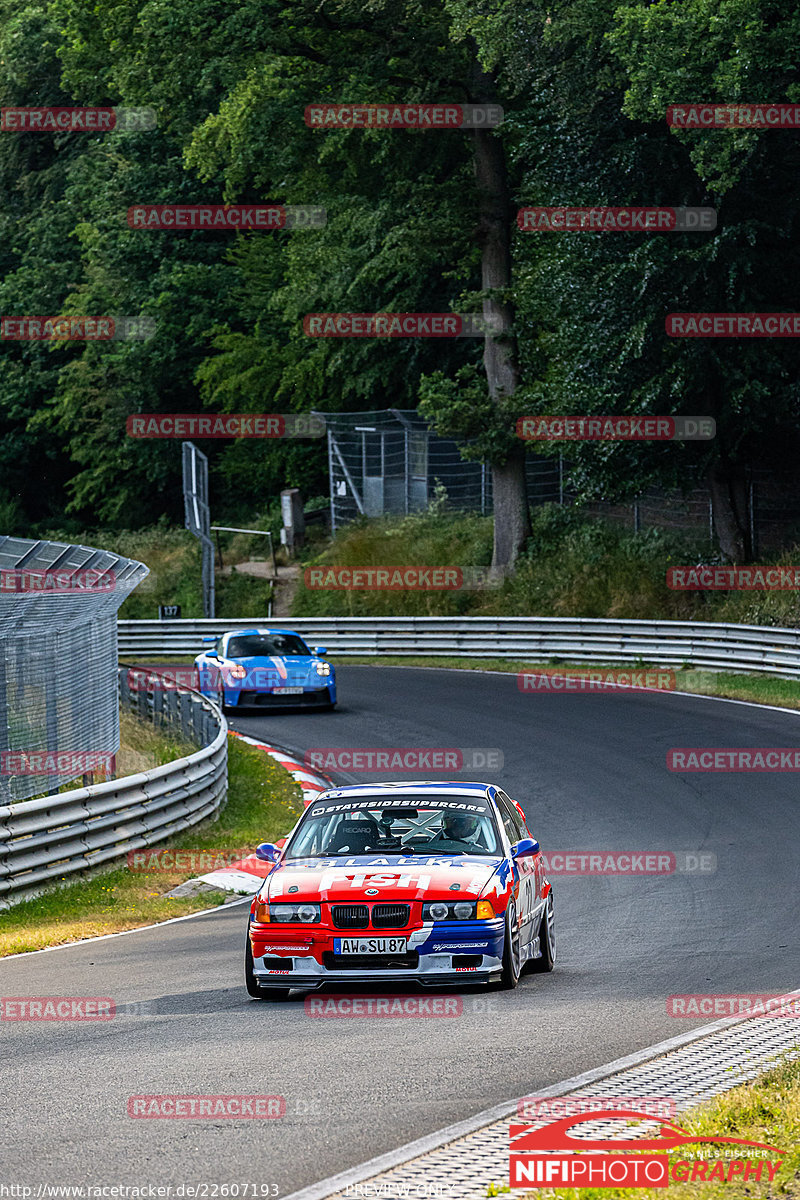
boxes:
[530,890,556,973]
[245,930,291,1001]
[499,900,521,989]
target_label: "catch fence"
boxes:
[318,411,800,552]
[0,537,148,803]
[0,666,227,908]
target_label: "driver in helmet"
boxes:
[434,811,480,846]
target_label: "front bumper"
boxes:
[250,918,505,989]
[226,685,334,708]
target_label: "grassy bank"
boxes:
[493,1053,800,1200]
[0,735,302,956]
[42,504,329,619]
[41,507,800,625]
[293,505,800,625]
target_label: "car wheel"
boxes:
[530,891,556,973]
[245,930,290,1001]
[499,900,521,989]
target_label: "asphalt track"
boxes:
[2,665,799,1194]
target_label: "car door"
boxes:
[204,634,227,696]
[497,790,538,954]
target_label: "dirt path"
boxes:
[220,560,300,616]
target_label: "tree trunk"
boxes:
[707,459,752,561]
[471,57,530,573]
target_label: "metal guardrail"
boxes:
[117,616,800,679]
[0,668,227,909]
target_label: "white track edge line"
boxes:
[282,987,800,1200]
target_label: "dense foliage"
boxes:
[1,0,798,563]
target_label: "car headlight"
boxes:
[423,901,477,921]
[314,662,331,676]
[269,902,321,923]
[224,664,247,680]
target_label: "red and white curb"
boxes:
[195,731,333,895]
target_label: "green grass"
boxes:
[15,709,196,801]
[35,508,800,625]
[292,508,494,617]
[291,504,800,624]
[115,708,197,775]
[494,1052,800,1200]
[0,735,303,956]
[37,521,278,619]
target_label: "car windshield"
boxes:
[226,633,310,658]
[284,795,501,859]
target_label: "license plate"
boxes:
[334,937,408,955]
[273,686,304,695]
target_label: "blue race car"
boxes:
[194,627,336,710]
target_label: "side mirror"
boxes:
[201,636,216,643]
[511,837,540,859]
[312,646,328,655]
[255,843,281,863]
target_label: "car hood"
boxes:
[263,854,507,903]
[227,654,322,683]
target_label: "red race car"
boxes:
[245,781,556,999]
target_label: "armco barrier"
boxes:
[0,667,227,908]
[118,616,800,679]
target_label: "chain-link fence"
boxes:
[319,411,800,554]
[318,409,562,531]
[0,537,148,804]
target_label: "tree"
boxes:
[446,0,800,562]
